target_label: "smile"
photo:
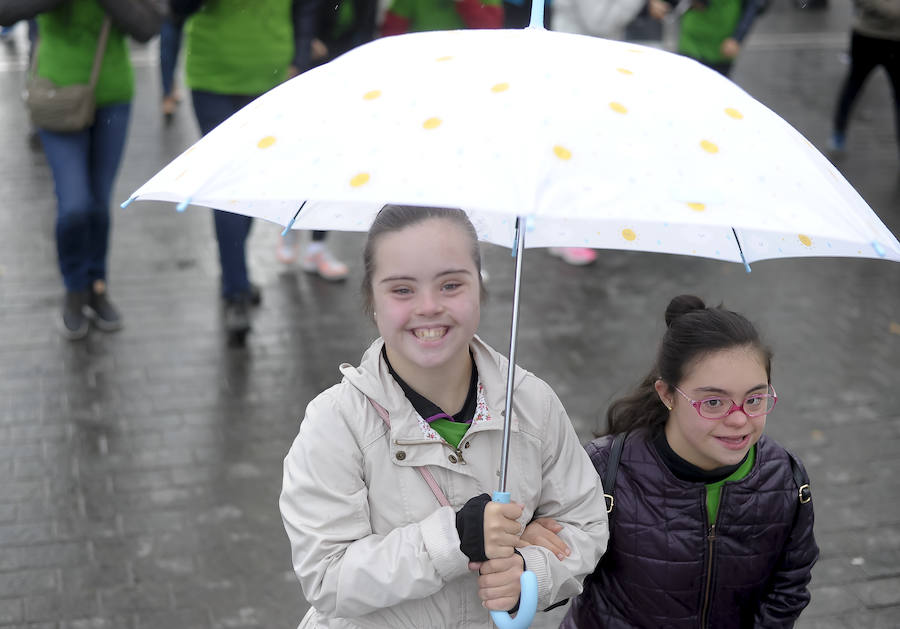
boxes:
[413,327,448,341]
[715,434,750,450]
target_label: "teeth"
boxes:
[414,327,446,340]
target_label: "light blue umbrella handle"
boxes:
[489,491,538,629]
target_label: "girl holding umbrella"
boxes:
[279,205,609,628]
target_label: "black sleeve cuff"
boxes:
[455,493,492,562]
[507,549,526,614]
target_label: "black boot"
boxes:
[60,290,89,340]
[86,283,123,332]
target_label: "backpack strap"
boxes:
[786,449,812,505]
[603,431,628,516]
[368,398,451,508]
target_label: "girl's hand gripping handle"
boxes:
[489,491,537,629]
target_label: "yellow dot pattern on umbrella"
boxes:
[617,68,633,75]
[622,228,637,241]
[350,173,370,188]
[491,83,510,93]
[610,102,628,115]
[363,90,381,101]
[725,107,743,120]
[700,140,719,154]
[798,234,812,247]
[554,145,572,161]
[423,117,442,130]
[687,202,706,212]
[436,55,453,62]
[257,136,276,149]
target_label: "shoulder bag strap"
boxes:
[367,398,452,508]
[786,450,812,505]
[602,431,628,516]
[88,17,112,89]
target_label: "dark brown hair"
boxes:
[361,205,485,316]
[605,294,773,436]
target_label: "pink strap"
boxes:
[368,398,451,508]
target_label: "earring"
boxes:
[664,402,673,411]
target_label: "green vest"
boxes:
[679,0,742,64]
[186,0,294,95]
[36,0,134,107]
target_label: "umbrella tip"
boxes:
[120,197,134,209]
[176,198,191,213]
[871,241,886,258]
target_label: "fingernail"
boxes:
[565,548,571,556]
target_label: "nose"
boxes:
[416,288,443,315]
[722,406,749,426]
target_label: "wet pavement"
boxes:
[1,1,899,627]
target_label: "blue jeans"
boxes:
[191,90,259,300]
[39,103,131,292]
[159,16,184,98]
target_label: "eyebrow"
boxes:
[694,384,769,396]
[379,269,473,284]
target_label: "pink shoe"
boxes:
[276,231,300,264]
[549,247,597,266]
[301,246,349,281]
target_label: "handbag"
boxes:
[25,17,112,133]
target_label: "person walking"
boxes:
[274,0,377,280]
[172,0,320,344]
[828,0,900,158]
[525,294,819,627]
[380,0,502,35]
[648,0,769,77]
[280,205,609,628]
[0,0,164,340]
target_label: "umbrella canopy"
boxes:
[126,27,900,264]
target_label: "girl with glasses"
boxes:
[525,294,818,628]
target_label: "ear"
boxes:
[654,379,673,411]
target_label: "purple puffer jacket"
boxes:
[562,431,818,629]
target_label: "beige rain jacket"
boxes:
[280,336,609,628]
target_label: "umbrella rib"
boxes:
[281,201,309,236]
[732,228,752,274]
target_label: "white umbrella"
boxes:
[123,13,900,629]
[124,29,900,266]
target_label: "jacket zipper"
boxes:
[393,438,467,465]
[700,483,727,629]
[699,522,716,628]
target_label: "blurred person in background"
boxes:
[172,0,326,345]
[275,0,377,280]
[648,0,769,77]
[828,0,900,159]
[545,0,645,267]
[0,0,164,340]
[159,10,185,121]
[380,0,502,34]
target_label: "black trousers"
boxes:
[833,30,900,152]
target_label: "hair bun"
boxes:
[665,294,706,327]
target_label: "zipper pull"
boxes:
[708,524,716,541]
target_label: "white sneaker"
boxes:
[301,245,349,281]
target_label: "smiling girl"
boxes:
[553,294,819,628]
[279,205,608,628]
